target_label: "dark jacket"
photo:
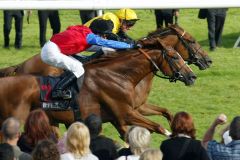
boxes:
[160,137,210,160]
[90,135,118,160]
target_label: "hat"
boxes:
[115,8,139,21]
[89,19,114,35]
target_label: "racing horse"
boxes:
[0,39,196,136]
[0,25,211,124]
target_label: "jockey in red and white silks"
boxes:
[41,25,133,79]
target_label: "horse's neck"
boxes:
[107,50,163,86]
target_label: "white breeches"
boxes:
[40,41,84,78]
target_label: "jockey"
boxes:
[40,19,136,99]
[85,8,139,43]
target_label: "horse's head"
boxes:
[141,25,212,70]
[147,39,196,86]
[168,24,212,70]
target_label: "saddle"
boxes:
[39,75,83,121]
[39,75,79,111]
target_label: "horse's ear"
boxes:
[157,38,167,50]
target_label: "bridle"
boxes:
[138,39,187,82]
[147,27,203,65]
[175,30,203,65]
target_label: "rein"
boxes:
[138,48,170,80]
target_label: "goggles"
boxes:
[123,20,137,27]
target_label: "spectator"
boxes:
[17,109,58,154]
[1,117,31,160]
[38,10,61,47]
[32,139,60,160]
[3,10,24,49]
[117,126,151,160]
[0,143,15,160]
[202,114,240,160]
[206,9,228,51]
[139,149,163,160]
[85,8,139,43]
[79,10,98,24]
[154,9,179,28]
[160,111,209,160]
[85,114,118,160]
[60,122,98,160]
[57,132,68,154]
[41,19,135,100]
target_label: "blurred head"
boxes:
[0,143,14,160]
[115,8,139,31]
[89,19,114,37]
[128,126,151,155]
[24,109,54,146]
[32,140,60,160]
[139,149,163,160]
[1,117,21,141]
[229,116,240,140]
[171,112,196,139]
[66,122,90,157]
[84,114,102,138]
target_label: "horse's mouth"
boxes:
[182,74,197,86]
[196,57,212,70]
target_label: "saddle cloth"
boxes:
[39,76,78,111]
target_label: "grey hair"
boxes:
[128,126,151,155]
[1,117,21,140]
[140,149,163,160]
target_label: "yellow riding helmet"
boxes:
[115,8,139,21]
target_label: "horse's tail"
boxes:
[0,64,21,77]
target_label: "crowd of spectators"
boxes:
[0,109,239,160]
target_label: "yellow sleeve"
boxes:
[84,12,121,34]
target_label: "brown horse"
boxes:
[0,25,211,123]
[0,39,196,136]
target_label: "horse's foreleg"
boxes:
[110,121,128,139]
[137,103,173,125]
[125,110,169,136]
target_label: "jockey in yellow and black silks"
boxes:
[85,8,139,44]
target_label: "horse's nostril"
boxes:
[191,75,197,80]
[208,60,213,64]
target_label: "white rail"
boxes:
[0,0,239,10]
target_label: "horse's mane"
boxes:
[147,27,173,38]
[85,25,181,67]
[85,49,141,67]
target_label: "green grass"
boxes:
[0,9,240,148]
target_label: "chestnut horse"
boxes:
[0,40,196,136]
[0,25,211,123]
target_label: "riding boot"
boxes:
[52,72,77,99]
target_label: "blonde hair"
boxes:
[128,126,151,155]
[65,122,90,157]
[140,149,163,160]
